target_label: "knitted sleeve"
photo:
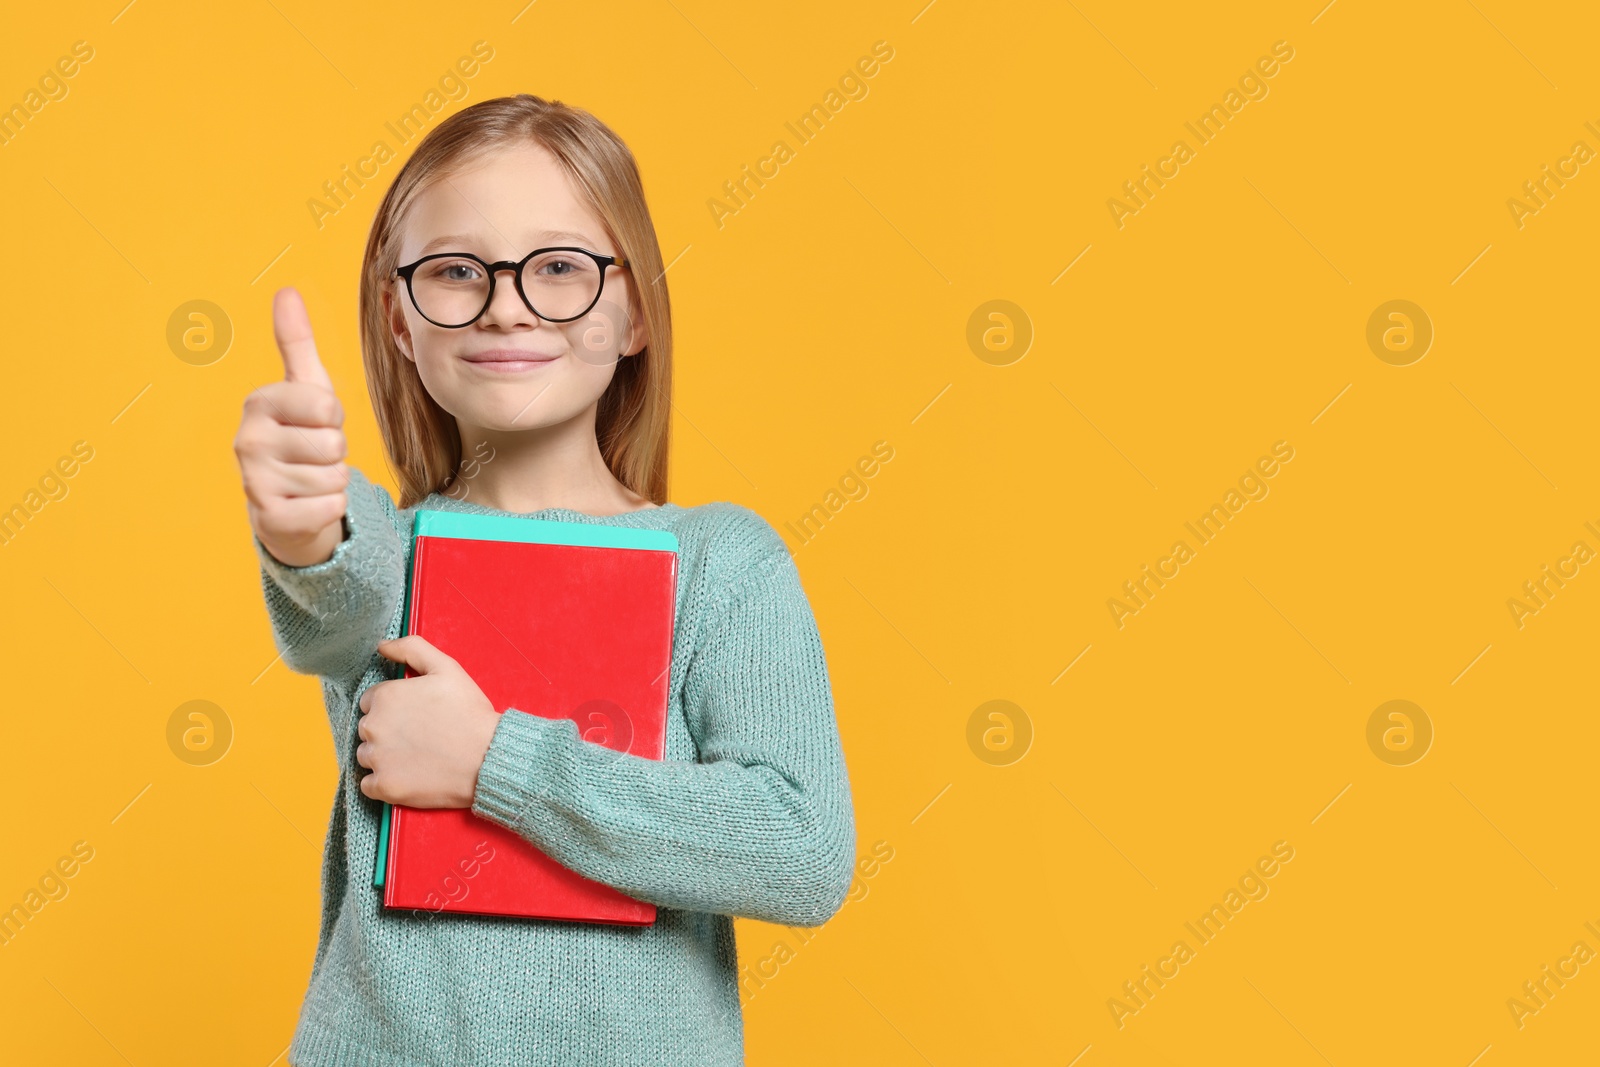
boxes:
[469,517,857,928]
[254,466,406,686]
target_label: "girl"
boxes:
[234,93,856,1066]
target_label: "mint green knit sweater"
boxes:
[253,467,856,1067]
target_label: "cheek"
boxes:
[570,296,636,365]
[558,358,622,409]
[410,352,466,415]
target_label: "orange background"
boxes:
[2,2,1598,1064]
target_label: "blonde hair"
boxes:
[358,93,672,509]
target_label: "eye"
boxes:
[526,253,596,281]
[425,258,483,283]
[536,258,580,277]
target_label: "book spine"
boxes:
[376,535,427,896]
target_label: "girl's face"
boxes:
[383,141,647,436]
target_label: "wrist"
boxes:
[468,707,506,806]
[260,516,347,568]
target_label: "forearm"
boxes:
[256,466,406,684]
[467,513,857,926]
[470,707,856,926]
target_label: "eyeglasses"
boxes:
[392,246,629,328]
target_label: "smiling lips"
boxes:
[462,349,561,372]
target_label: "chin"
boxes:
[454,395,591,433]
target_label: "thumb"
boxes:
[377,635,459,676]
[273,287,336,390]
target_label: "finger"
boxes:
[376,635,456,675]
[246,380,344,429]
[269,458,351,497]
[274,287,336,390]
[257,423,347,465]
[237,411,345,461]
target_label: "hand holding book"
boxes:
[355,635,501,810]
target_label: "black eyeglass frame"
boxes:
[392,246,630,328]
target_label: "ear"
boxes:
[382,283,417,363]
[622,293,650,358]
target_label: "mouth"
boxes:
[462,349,562,373]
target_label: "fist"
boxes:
[235,287,351,567]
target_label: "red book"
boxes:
[372,508,678,924]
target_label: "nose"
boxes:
[479,265,542,327]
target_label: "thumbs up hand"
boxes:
[235,287,353,567]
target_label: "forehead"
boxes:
[400,142,610,259]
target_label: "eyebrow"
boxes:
[418,230,599,255]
